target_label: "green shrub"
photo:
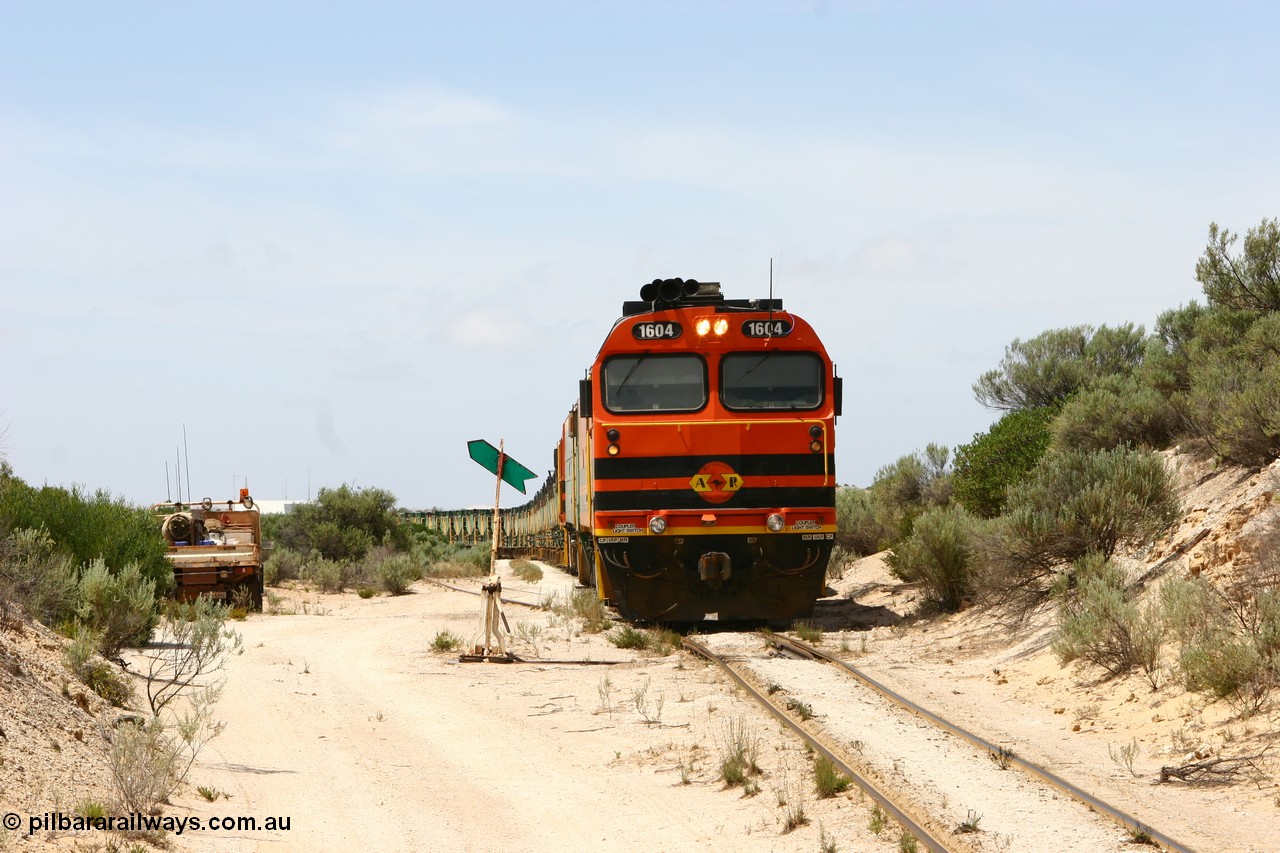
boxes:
[1052,375,1179,453]
[308,521,374,563]
[64,627,133,706]
[77,559,158,656]
[431,630,462,652]
[886,505,978,611]
[608,625,652,650]
[1164,576,1280,715]
[271,485,408,560]
[952,407,1055,518]
[421,543,490,578]
[0,527,78,626]
[374,553,420,595]
[1051,555,1163,681]
[984,448,1179,600]
[571,588,610,633]
[835,487,890,556]
[718,717,761,788]
[813,756,852,798]
[866,445,952,543]
[263,547,305,586]
[511,559,543,582]
[793,621,823,644]
[306,557,346,593]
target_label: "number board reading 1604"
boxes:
[742,318,793,338]
[632,321,683,340]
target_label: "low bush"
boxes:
[979,448,1179,604]
[431,630,462,652]
[1164,574,1280,716]
[511,559,543,583]
[608,626,651,650]
[301,555,345,593]
[813,756,852,798]
[263,548,305,586]
[718,717,761,788]
[886,505,978,611]
[571,589,611,633]
[64,628,133,706]
[1051,555,1163,682]
[420,543,490,578]
[835,487,889,556]
[374,553,420,595]
[0,527,78,627]
[77,559,158,657]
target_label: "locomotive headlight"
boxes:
[608,444,620,456]
[766,513,785,532]
[648,516,667,534]
[713,318,729,335]
[695,318,711,336]
[810,440,823,453]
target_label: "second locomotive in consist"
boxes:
[421,278,841,622]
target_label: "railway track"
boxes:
[684,633,1198,853]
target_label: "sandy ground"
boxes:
[165,569,915,853]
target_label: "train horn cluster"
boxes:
[639,278,718,304]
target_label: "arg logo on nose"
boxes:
[690,462,743,505]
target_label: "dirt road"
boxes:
[171,570,892,853]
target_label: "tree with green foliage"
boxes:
[952,407,1055,518]
[973,324,1147,412]
[0,469,170,594]
[272,484,408,561]
[1051,374,1179,453]
[1180,311,1280,466]
[1195,218,1280,313]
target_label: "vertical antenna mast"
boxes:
[769,258,775,334]
[175,448,182,502]
[165,461,171,502]
[182,425,192,504]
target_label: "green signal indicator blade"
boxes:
[467,439,538,494]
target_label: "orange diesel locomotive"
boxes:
[560,278,841,621]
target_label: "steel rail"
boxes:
[682,637,960,853]
[766,635,1196,853]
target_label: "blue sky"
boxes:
[3,1,1278,509]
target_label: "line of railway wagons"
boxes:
[409,279,842,623]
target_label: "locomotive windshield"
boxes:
[602,354,707,413]
[720,351,823,411]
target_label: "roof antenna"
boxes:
[183,424,192,505]
[165,460,172,502]
[769,258,775,335]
